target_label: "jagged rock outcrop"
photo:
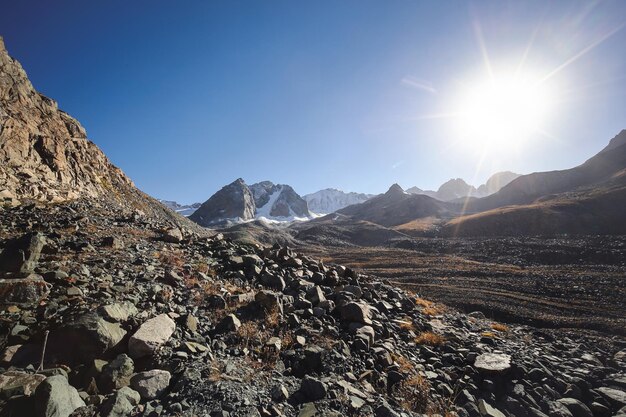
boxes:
[250,181,310,218]
[0,37,203,231]
[189,178,256,227]
[0,36,134,205]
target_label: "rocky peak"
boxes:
[436,178,477,201]
[385,183,405,197]
[189,179,256,226]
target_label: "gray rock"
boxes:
[130,369,171,400]
[556,398,592,417]
[128,314,176,358]
[0,232,45,274]
[160,227,183,243]
[0,370,46,398]
[475,353,511,373]
[98,302,138,323]
[300,375,327,401]
[35,375,86,417]
[100,386,140,417]
[341,302,373,325]
[478,399,506,417]
[52,313,126,362]
[99,354,134,393]
[217,314,241,333]
[596,387,626,408]
[0,274,51,305]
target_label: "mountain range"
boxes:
[189,179,315,226]
[406,171,521,201]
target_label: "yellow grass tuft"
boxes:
[415,331,446,346]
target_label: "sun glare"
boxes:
[455,73,552,152]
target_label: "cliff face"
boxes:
[0,37,134,205]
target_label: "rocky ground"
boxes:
[304,237,626,336]
[0,202,626,417]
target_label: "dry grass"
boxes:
[395,374,431,413]
[415,297,446,316]
[491,322,509,332]
[391,353,415,373]
[414,331,446,346]
[156,250,185,268]
[481,331,497,338]
[398,318,415,332]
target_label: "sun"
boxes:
[454,73,552,153]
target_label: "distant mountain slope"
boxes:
[447,131,626,236]
[158,200,201,216]
[407,172,520,201]
[338,184,450,227]
[469,130,626,213]
[303,188,373,213]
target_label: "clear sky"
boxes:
[2,1,625,203]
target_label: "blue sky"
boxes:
[2,1,625,203]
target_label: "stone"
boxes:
[478,399,506,417]
[271,384,289,402]
[300,375,327,401]
[0,274,51,305]
[556,398,592,417]
[0,371,46,398]
[160,227,183,243]
[185,314,198,332]
[51,313,126,362]
[130,369,171,400]
[260,273,286,291]
[255,290,283,315]
[306,286,326,305]
[128,314,176,359]
[98,302,138,323]
[99,386,140,417]
[217,314,241,333]
[0,232,45,274]
[102,236,124,249]
[341,302,373,325]
[35,375,86,417]
[596,387,626,407]
[99,354,134,393]
[474,353,511,373]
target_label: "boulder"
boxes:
[160,227,183,243]
[130,369,171,399]
[474,353,511,373]
[300,376,327,401]
[99,386,140,417]
[0,274,50,305]
[556,398,592,417]
[341,302,373,325]
[35,375,85,417]
[98,302,138,323]
[128,314,176,359]
[0,232,45,274]
[99,354,134,393]
[596,387,626,408]
[478,399,506,417]
[216,314,241,333]
[0,371,46,398]
[51,313,126,362]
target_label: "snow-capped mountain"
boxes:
[189,179,314,227]
[158,200,201,217]
[303,188,374,214]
